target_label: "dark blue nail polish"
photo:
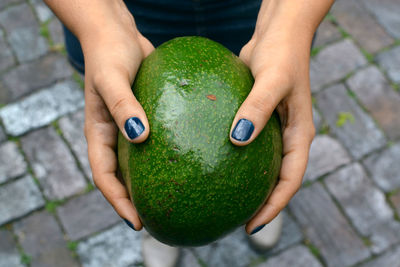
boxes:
[251,224,266,235]
[124,117,145,140]
[231,119,254,141]
[123,219,137,231]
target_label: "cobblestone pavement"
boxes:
[1,0,400,266]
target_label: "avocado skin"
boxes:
[118,36,282,247]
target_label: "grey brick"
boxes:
[21,126,86,200]
[0,54,73,104]
[0,3,37,32]
[7,26,48,63]
[310,39,367,92]
[316,84,386,159]
[0,229,24,267]
[192,227,258,267]
[77,223,143,267]
[0,4,47,63]
[59,109,92,180]
[290,183,370,267]
[363,142,400,192]
[314,20,342,48]
[28,0,53,22]
[312,106,323,133]
[363,0,400,39]
[258,245,322,267]
[304,135,351,182]
[267,210,303,254]
[0,79,84,136]
[13,210,79,267]
[0,30,15,72]
[48,18,64,45]
[0,141,27,184]
[0,0,21,10]
[178,249,201,267]
[360,245,400,267]
[57,190,120,240]
[331,0,393,53]
[0,175,44,226]
[325,163,400,253]
[377,45,400,83]
[390,191,400,216]
[347,66,400,140]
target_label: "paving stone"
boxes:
[0,141,27,184]
[363,0,400,39]
[267,210,303,255]
[390,191,400,216]
[312,106,323,133]
[0,3,37,32]
[0,0,21,10]
[178,249,201,267]
[13,210,79,267]
[360,244,400,267]
[7,26,48,63]
[363,142,400,192]
[377,45,400,83]
[59,109,92,180]
[48,17,64,45]
[192,227,258,267]
[331,0,393,54]
[304,135,351,182]
[316,84,386,159]
[325,163,400,253]
[0,79,84,136]
[347,66,400,140]
[57,189,120,240]
[0,54,73,104]
[0,30,15,72]
[0,175,44,226]
[310,39,367,92]
[29,0,53,22]
[77,223,143,267]
[0,3,47,62]
[314,20,342,48]
[0,229,24,267]
[21,126,86,200]
[289,183,370,267]
[258,245,322,267]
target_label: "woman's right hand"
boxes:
[79,1,154,230]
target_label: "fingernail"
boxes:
[231,119,254,141]
[250,224,266,235]
[124,117,145,139]
[123,219,137,231]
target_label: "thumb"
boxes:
[230,74,288,146]
[93,71,150,143]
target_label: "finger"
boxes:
[229,72,290,146]
[86,122,143,230]
[245,122,315,234]
[93,70,149,143]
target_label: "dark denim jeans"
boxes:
[64,0,262,74]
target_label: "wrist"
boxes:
[252,0,333,47]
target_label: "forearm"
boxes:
[254,0,334,45]
[44,0,136,47]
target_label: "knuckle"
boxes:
[109,97,129,120]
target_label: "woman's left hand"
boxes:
[230,26,316,234]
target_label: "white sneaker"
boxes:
[248,212,283,250]
[142,230,180,267]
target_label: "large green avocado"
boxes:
[118,36,282,247]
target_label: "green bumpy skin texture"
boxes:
[118,36,282,247]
